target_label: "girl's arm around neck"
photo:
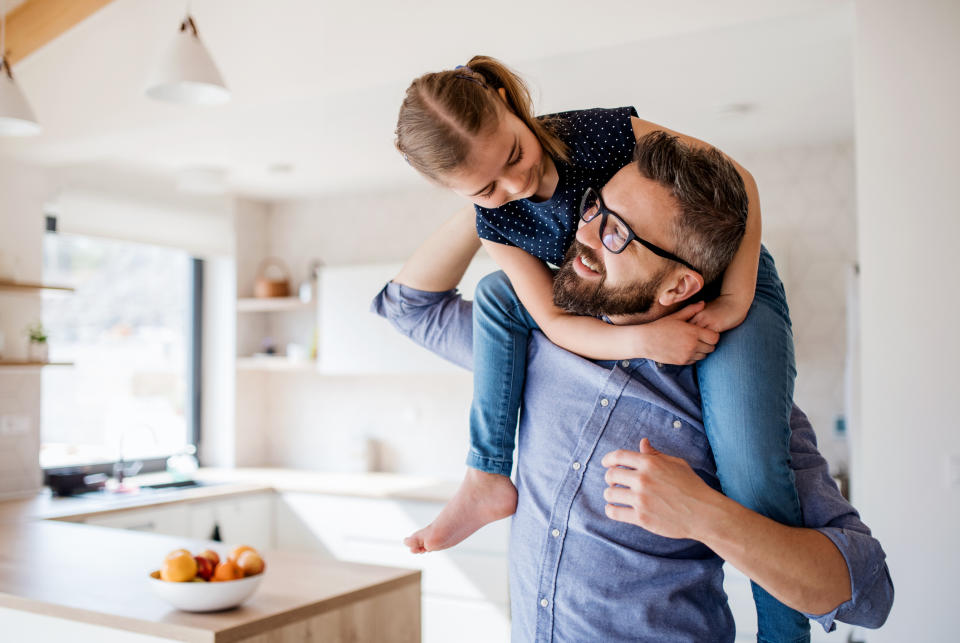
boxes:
[393,206,481,292]
[483,241,718,364]
[630,117,760,331]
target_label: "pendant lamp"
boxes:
[145,15,229,105]
[0,0,41,136]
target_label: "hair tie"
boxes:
[454,64,486,87]
[403,152,411,166]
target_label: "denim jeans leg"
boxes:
[466,271,539,477]
[697,247,810,643]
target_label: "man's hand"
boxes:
[601,438,716,539]
[631,302,720,365]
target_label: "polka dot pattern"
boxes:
[475,106,638,265]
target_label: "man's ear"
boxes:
[658,269,704,308]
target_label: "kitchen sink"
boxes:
[139,479,207,490]
[68,479,221,504]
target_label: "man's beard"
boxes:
[553,241,668,317]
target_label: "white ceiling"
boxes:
[0,0,853,200]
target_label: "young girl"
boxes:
[394,56,809,640]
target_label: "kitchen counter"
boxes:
[0,468,458,524]
[0,469,445,642]
[0,520,419,642]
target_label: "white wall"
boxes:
[243,147,858,480]
[0,161,49,497]
[738,143,857,470]
[854,1,960,639]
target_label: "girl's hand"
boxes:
[632,302,720,365]
[689,294,751,333]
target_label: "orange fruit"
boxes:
[161,551,197,582]
[212,559,243,582]
[236,550,265,576]
[227,545,256,563]
[165,548,191,561]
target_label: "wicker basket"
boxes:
[253,257,291,298]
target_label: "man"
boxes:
[372,133,893,641]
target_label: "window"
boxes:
[41,232,200,469]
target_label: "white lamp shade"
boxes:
[146,23,230,105]
[0,70,41,136]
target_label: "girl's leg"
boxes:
[403,271,537,553]
[467,270,539,475]
[697,247,810,643]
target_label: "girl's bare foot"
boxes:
[403,469,518,553]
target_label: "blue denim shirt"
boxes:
[372,283,893,642]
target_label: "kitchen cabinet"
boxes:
[83,504,190,536]
[187,492,274,550]
[276,492,510,643]
[317,258,497,374]
[81,493,273,551]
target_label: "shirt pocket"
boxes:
[602,398,713,476]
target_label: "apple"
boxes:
[227,545,255,564]
[199,549,220,567]
[194,555,214,581]
[236,550,265,576]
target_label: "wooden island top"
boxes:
[0,469,442,642]
[0,520,419,642]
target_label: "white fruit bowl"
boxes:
[148,571,264,612]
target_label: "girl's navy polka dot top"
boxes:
[474,106,638,266]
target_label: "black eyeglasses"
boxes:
[579,187,699,272]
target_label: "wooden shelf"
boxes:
[237,297,313,312]
[236,356,317,372]
[0,361,73,368]
[0,280,74,295]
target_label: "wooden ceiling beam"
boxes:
[2,0,117,66]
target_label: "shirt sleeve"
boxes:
[474,205,515,247]
[789,406,894,631]
[370,281,474,371]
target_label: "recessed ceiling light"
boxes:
[268,163,294,174]
[718,102,756,117]
[177,167,228,194]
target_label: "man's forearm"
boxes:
[603,442,852,615]
[693,491,851,615]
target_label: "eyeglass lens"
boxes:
[581,190,630,253]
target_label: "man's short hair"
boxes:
[633,132,748,284]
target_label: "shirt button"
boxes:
[600,398,609,407]
[572,462,581,470]
[655,362,663,368]
[551,528,560,538]
[540,598,549,607]
[620,360,630,368]
[673,420,682,429]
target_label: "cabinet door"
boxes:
[187,493,273,550]
[318,258,496,374]
[84,505,190,537]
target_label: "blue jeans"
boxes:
[467,247,809,643]
[697,247,808,643]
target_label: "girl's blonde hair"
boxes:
[395,55,569,182]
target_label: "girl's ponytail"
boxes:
[466,56,569,164]
[395,55,569,182]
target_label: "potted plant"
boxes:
[25,322,48,363]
